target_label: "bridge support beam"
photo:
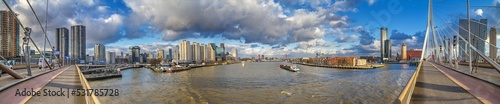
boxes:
[0,64,24,79]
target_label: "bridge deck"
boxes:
[410,61,481,104]
[411,61,500,104]
[27,66,86,104]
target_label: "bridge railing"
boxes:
[396,61,424,104]
[75,65,101,104]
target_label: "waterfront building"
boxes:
[208,43,217,62]
[157,50,164,59]
[193,42,200,62]
[232,47,237,59]
[106,52,116,64]
[130,46,140,63]
[326,56,357,66]
[407,49,422,60]
[86,55,93,64]
[384,40,391,60]
[71,25,86,64]
[200,44,207,62]
[180,40,192,63]
[459,19,487,60]
[0,10,20,58]
[401,43,407,60]
[174,45,179,61]
[94,44,105,64]
[168,48,172,60]
[490,27,497,60]
[380,27,388,59]
[55,27,69,65]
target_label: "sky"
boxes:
[1,0,499,58]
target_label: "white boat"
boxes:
[241,61,245,66]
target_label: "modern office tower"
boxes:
[106,51,116,64]
[491,27,497,60]
[231,47,237,58]
[220,43,226,61]
[384,40,391,59]
[71,25,86,64]
[180,40,192,62]
[200,44,207,62]
[401,43,407,60]
[120,51,123,57]
[55,27,69,65]
[174,45,179,61]
[192,42,200,62]
[86,55,93,63]
[168,48,172,60]
[380,27,388,59]
[94,44,105,64]
[0,10,20,58]
[208,43,217,61]
[157,49,164,59]
[459,19,487,60]
[130,46,140,63]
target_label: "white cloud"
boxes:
[475,9,483,17]
[368,0,376,6]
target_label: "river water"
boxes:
[89,62,416,103]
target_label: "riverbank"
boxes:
[295,62,384,69]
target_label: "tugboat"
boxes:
[279,64,300,72]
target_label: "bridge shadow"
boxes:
[410,94,477,102]
[415,82,468,93]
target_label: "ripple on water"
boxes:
[89,62,416,103]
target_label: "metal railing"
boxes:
[75,65,101,104]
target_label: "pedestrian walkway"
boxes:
[0,66,68,104]
[410,61,481,104]
[27,66,86,104]
[442,63,500,86]
[411,61,500,104]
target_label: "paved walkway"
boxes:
[442,63,500,86]
[0,66,68,104]
[411,61,481,104]
[27,66,86,104]
[411,61,500,104]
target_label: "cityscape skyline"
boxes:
[0,0,499,59]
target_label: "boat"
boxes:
[166,65,191,73]
[279,64,300,72]
[241,61,245,66]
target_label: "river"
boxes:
[89,62,416,103]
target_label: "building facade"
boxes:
[459,19,487,60]
[71,25,86,64]
[157,49,164,59]
[130,46,140,63]
[384,40,391,60]
[0,10,20,58]
[55,27,69,65]
[232,47,237,59]
[490,27,497,60]
[380,27,388,59]
[401,43,407,60]
[106,51,116,64]
[208,43,216,62]
[94,44,105,64]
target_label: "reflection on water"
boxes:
[89,62,416,103]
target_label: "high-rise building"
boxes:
[200,44,206,61]
[55,27,69,65]
[174,45,179,61]
[380,27,388,59]
[0,10,20,58]
[208,43,216,61]
[401,43,407,60]
[459,19,487,60]
[168,48,172,60]
[130,46,140,63]
[180,40,192,62]
[384,40,391,59]
[193,42,200,62]
[94,44,105,64]
[71,25,86,64]
[106,51,116,64]
[232,48,237,59]
[490,27,497,60]
[157,49,164,59]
